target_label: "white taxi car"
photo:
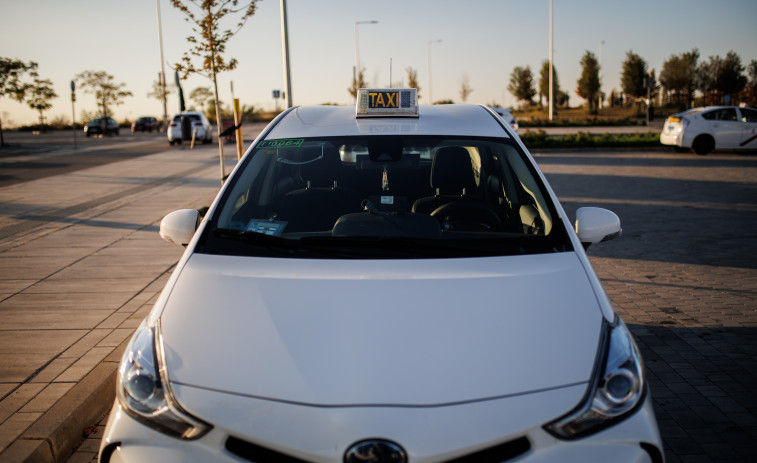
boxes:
[660,105,757,154]
[100,89,663,463]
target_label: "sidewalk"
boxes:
[0,144,235,461]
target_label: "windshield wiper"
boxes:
[213,228,566,259]
[214,228,370,258]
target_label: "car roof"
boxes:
[265,104,512,139]
[689,105,752,112]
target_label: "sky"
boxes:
[2,0,756,127]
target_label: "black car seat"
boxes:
[276,145,360,232]
[411,146,501,231]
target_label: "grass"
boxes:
[512,105,679,127]
[519,129,660,149]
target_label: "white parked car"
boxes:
[660,105,757,154]
[167,111,212,145]
[100,89,662,463]
[490,106,519,132]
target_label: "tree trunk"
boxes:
[212,73,225,183]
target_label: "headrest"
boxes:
[430,146,476,192]
[298,145,341,187]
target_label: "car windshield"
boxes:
[674,108,704,118]
[200,136,570,259]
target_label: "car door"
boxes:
[737,107,757,149]
[701,108,742,149]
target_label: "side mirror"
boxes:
[160,209,200,246]
[575,207,622,249]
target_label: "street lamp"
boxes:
[548,0,553,121]
[599,40,605,109]
[281,0,293,108]
[427,39,442,105]
[156,0,168,132]
[355,20,378,90]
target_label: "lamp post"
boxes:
[427,39,442,105]
[156,0,168,132]
[281,0,293,108]
[548,0,553,121]
[599,40,605,110]
[354,20,378,92]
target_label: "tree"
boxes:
[147,79,176,106]
[406,67,421,100]
[189,86,213,113]
[1,57,37,146]
[696,52,746,105]
[459,74,473,102]
[620,51,648,100]
[659,49,699,109]
[74,70,132,132]
[538,60,561,109]
[744,60,757,106]
[507,66,536,107]
[26,71,57,132]
[348,67,367,101]
[576,51,600,113]
[170,0,259,181]
[716,51,746,103]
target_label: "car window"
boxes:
[203,136,569,259]
[740,108,757,123]
[702,108,738,121]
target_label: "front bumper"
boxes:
[99,383,662,463]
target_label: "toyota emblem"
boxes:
[344,439,407,463]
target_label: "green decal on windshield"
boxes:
[258,138,304,148]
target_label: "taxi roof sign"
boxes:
[356,88,418,117]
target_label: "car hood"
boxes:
[160,252,604,406]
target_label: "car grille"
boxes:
[225,437,309,462]
[225,435,531,463]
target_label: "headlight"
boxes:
[544,317,645,439]
[117,320,211,439]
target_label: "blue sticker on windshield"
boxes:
[246,220,287,237]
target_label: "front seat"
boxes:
[412,146,501,230]
[276,145,359,232]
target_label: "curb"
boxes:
[0,338,130,462]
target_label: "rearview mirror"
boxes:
[160,209,200,246]
[575,207,622,249]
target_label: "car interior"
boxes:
[216,137,555,240]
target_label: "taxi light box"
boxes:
[356,88,418,117]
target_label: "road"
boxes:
[0,126,269,188]
[0,135,755,462]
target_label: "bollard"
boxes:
[190,127,197,149]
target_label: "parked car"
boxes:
[167,111,212,145]
[84,117,119,137]
[490,106,519,132]
[100,89,662,463]
[131,116,160,133]
[660,105,757,154]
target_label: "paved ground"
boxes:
[0,141,235,462]
[0,137,755,462]
[539,148,757,462]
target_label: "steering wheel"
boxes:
[430,201,502,231]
